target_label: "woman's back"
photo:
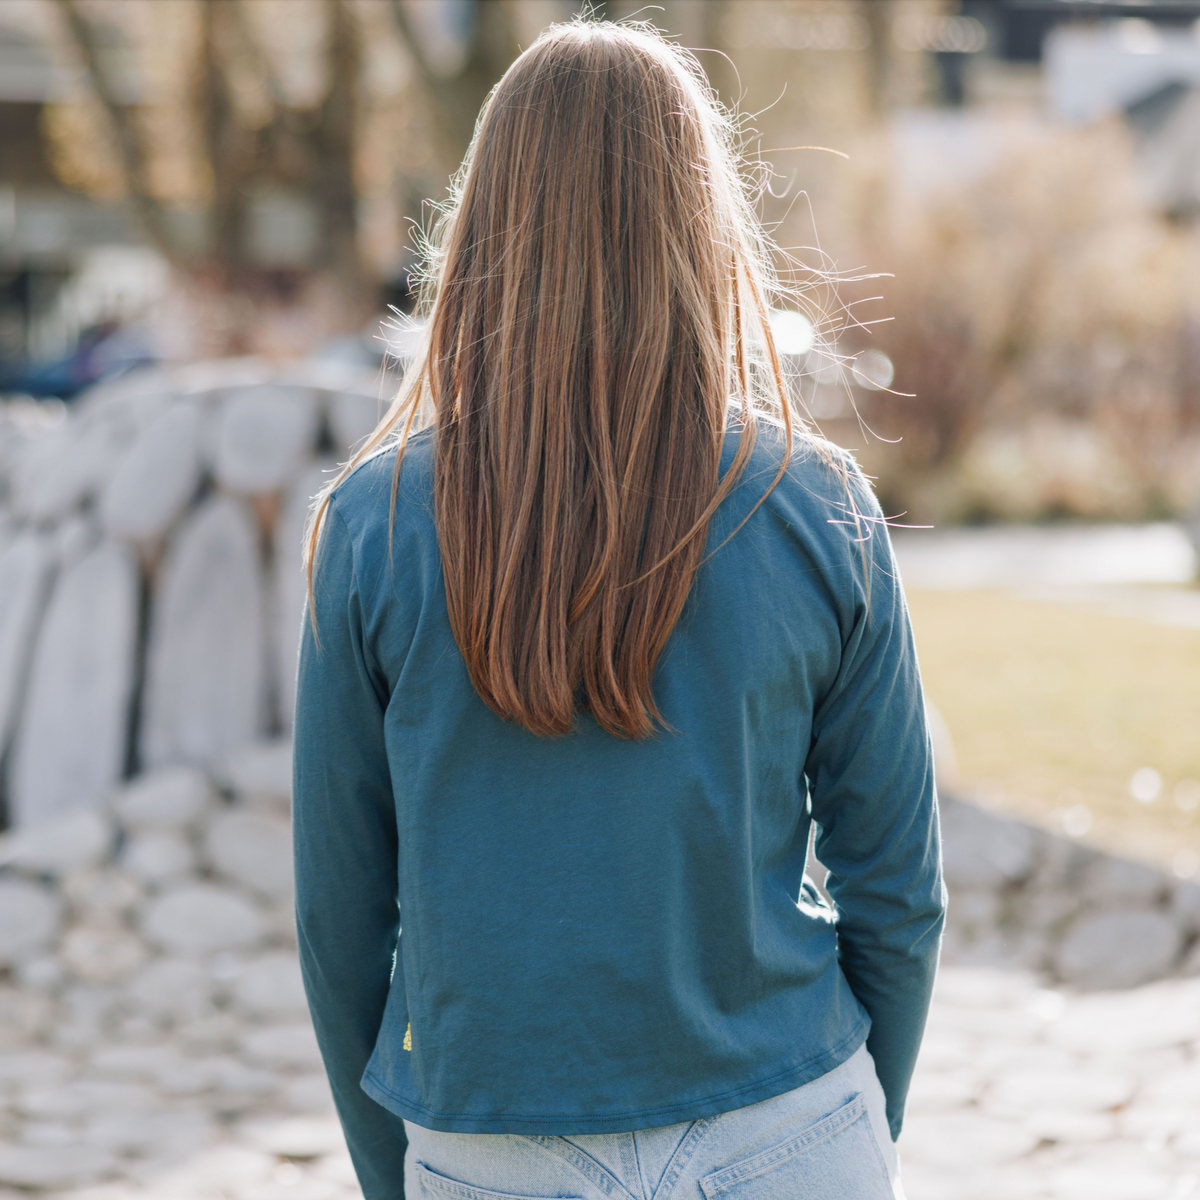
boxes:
[296,422,941,1136]
[293,19,943,1199]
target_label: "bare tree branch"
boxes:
[52,0,182,263]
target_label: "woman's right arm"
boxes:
[293,500,410,1199]
[804,474,946,1143]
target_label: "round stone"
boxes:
[940,799,1036,890]
[113,766,213,831]
[985,1067,1135,1116]
[140,884,268,955]
[216,739,293,806]
[60,926,150,985]
[213,385,320,495]
[231,952,309,1018]
[327,391,382,455]
[7,543,139,828]
[120,831,196,883]
[0,1051,73,1087]
[0,879,62,963]
[897,1111,1039,1168]
[281,1073,335,1114]
[83,1108,215,1156]
[19,1079,156,1120]
[240,1022,323,1071]
[206,811,293,899]
[126,958,213,1019]
[12,416,129,524]
[0,986,57,1047]
[99,401,202,542]
[0,1144,117,1189]
[0,807,113,875]
[1078,855,1167,908]
[237,1115,347,1159]
[62,868,142,916]
[1055,911,1184,989]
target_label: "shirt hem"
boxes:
[359,1016,870,1135]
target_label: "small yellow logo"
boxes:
[403,1024,412,1052]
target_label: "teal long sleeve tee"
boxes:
[293,423,945,1199]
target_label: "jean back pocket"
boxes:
[698,1094,893,1200]
[415,1160,585,1200]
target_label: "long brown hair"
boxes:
[306,21,826,739]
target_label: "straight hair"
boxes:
[306,20,841,739]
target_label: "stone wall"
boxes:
[939,797,1200,990]
[0,742,338,1192]
[0,361,392,831]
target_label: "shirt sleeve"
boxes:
[804,471,946,1141]
[293,499,409,1198]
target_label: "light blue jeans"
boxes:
[404,1043,904,1199]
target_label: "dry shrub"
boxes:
[838,118,1200,522]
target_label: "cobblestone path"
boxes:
[20,965,1195,1200]
[899,966,1200,1200]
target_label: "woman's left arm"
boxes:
[293,500,409,1199]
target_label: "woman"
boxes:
[295,21,943,1200]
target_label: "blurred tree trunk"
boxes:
[308,0,365,296]
[862,0,896,118]
[51,0,375,349]
[197,0,257,287]
[387,0,522,176]
[52,0,180,262]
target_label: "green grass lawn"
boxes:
[906,588,1200,875]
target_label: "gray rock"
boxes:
[83,1108,215,1156]
[231,952,308,1018]
[141,496,266,767]
[19,1079,157,1119]
[273,461,333,730]
[126,957,213,1019]
[1171,881,1200,933]
[946,888,1001,937]
[237,1115,347,1158]
[0,880,62,963]
[120,830,196,883]
[99,401,202,541]
[140,883,267,955]
[0,985,56,1047]
[1055,910,1184,989]
[214,385,319,495]
[1181,937,1200,977]
[940,799,1036,890]
[0,1144,117,1189]
[59,926,149,985]
[14,955,64,990]
[327,391,383,455]
[281,1072,336,1114]
[206,810,293,899]
[0,1051,73,1087]
[7,543,139,828]
[0,808,112,874]
[217,739,293,807]
[113,765,214,830]
[61,867,142,916]
[12,416,129,523]
[0,533,54,755]
[1077,854,1166,909]
[240,1022,323,1071]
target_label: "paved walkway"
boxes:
[38,965,1200,1200]
[890,522,1197,590]
[899,967,1200,1200]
